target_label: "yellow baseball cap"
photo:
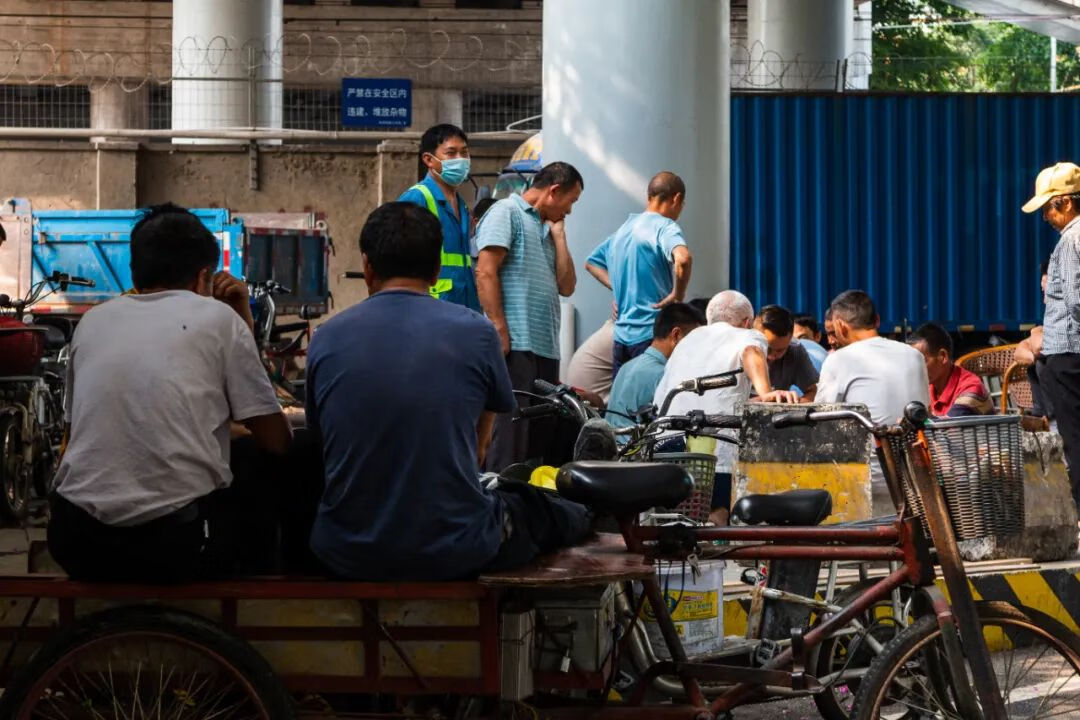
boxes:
[1022,162,1080,213]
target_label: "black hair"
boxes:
[687,297,711,318]
[0,223,6,242]
[532,161,584,192]
[653,302,705,339]
[911,322,953,358]
[474,197,497,222]
[757,304,794,337]
[360,202,442,282]
[829,290,878,330]
[794,314,819,335]
[418,124,468,182]
[647,171,685,202]
[130,203,219,291]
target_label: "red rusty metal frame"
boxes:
[0,577,490,600]
[0,577,503,698]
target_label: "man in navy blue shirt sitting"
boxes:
[305,202,590,581]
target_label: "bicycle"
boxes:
[248,279,321,405]
[555,401,1080,719]
[0,271,93,520]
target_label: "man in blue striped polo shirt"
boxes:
[475,162,584,472]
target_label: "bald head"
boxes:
[646,171,686,221]
[648,172,685,202]
[706,290,754,327]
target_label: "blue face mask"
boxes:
[437,157,470,186]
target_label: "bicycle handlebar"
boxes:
[770,401,931,436]
[518,403,558,420]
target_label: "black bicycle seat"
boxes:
[730,489,832,526]
[557,461,692,517]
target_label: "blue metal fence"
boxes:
[730,93,1080,331]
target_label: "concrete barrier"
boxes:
[958,431,1078,562]
[734,403,873,524]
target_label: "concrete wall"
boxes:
[2,1,542,89]
[0,139,518,314]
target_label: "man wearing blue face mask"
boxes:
[398,124,481,312]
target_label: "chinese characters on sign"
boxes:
[341,78,412,128]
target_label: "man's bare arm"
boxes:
[476,247,510,354]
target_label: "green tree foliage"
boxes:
[978,24,1080,92]
[870,0,1080,92]
[871,0,983,91]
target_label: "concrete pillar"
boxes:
[850,2,873,91]
[411,88,465,130]
[748,0,854,90]
[543,0,731,344]
[171,0,283,143]
[90,84,149,141]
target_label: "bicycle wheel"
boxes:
[850,601,1080,719]
[0,414,30,523]
[0,605,297,720]
[813,579,907,720]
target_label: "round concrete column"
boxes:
[543,0,731,345]
[171,0,283,143]
[748,0,854,90]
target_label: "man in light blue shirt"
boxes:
[794,314,828,371]
[585,172,693,379]
[606,303,704,427]
[475,162,584,471]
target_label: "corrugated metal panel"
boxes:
[730,94,1080,330]
[23,207,244,310]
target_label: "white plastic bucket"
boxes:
[640,559,725,660]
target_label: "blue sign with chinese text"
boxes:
[341,78,412,128]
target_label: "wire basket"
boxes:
[889,415,1024,542]
[652,452,717,524]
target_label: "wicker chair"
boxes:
[1001,361,1036,414]
[955,344,1019,411]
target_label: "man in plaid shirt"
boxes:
[1023,161,1080,511]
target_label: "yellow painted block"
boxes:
[0,597,58,627]
[380,599,479,626]
[74,598,222,621]
[380,641,480,678]
[738,461,871,524]
[238,599,364,627]
[253,641,365,676]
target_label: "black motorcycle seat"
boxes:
[36,324,67,351]
[731,489,833,526]
[556,461,692,517]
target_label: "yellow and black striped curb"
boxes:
[721,563,1080,640]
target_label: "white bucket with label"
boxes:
[639,559,725,660]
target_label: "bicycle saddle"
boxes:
[730,489,832,526]
[557,461,692,516]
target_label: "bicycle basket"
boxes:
[892,415,1024,541]
[653,452,717,524]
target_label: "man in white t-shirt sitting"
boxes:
[815,290,930,518]
[653,290,798,524]
[48,203,293,582]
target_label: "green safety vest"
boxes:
[410,183,472,299]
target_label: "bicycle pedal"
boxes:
[740,568,762,585]
[754,638,780,665]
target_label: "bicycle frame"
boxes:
[595,411,1009,719]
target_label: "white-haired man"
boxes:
[652,290,797,524]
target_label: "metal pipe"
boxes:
[0,127,531,142]
[638,524,900,544]
[706,546,904,562]
[614,584,689,699]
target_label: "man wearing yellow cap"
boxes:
[1023,161,1080,511]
